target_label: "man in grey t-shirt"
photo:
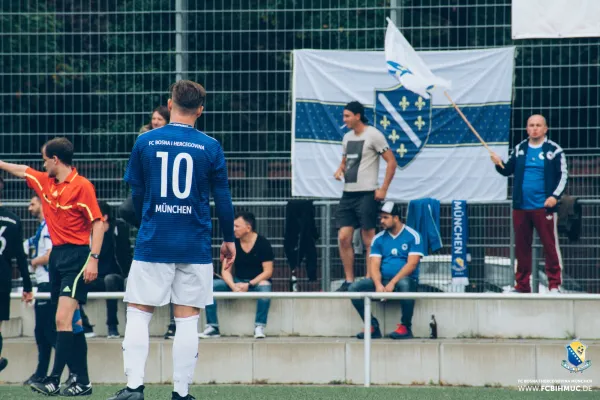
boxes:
[333,101,397,291]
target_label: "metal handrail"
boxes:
[10,291,600,387]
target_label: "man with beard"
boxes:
[348,201,423,340]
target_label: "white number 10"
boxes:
[156,151,193,199]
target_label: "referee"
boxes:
[0,138,104,396]
[0,176,34,374]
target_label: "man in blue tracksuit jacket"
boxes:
[490,114,568,293]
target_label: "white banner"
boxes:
[512,0,600,39]
[291,47,516,201]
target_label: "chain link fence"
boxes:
[2,1,599,291]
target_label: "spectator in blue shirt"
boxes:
[349,201,424,339]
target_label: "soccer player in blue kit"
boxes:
[108,80,235,400]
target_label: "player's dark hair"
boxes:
[43,137,74,165]
[98,200,112,221]
[170,80,206,114]
[235,211,256,232]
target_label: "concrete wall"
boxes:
[6,297,599,339]
[2,338,599,386]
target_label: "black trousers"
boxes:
[34,283,57,377]
[79,274,125,328]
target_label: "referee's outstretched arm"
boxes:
[0,160,29,178]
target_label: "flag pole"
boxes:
[443,90,504,169]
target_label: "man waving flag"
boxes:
[385,18,451,99]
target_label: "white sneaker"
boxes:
[549,288,561,294]
[198,325,220,339]
[254,325,266,339]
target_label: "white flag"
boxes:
[385,18,451,99]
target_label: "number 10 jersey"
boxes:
[124,123,235,264]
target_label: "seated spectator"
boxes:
[199,211,273,339]
[138,105,169,134]
[79,201,132,338]
[349,201,423,340]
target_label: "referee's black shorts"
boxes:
[49,244,91,305]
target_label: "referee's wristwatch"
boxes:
[90,253,100,260]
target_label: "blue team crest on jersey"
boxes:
[374,84,432,169]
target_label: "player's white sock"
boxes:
[173,314,200,397]
[123,307,153,389]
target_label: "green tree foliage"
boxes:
[1,0,598,158]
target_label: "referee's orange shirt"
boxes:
[24,167,103,247]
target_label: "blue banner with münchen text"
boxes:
[451,200,469,286]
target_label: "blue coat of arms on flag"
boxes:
[374,84,432,169]
[562,340,592,373]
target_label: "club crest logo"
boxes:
[452,257,466,272]
[374,84,432,169]
[562,340,591,373]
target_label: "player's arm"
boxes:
[14,219,33,301]
[210,144,236,271]
[123,142,145,224]
[211,150,236,270]
[0,160,29,178]
[210,146,235,243]
[129,185,145,225]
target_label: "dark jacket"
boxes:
[495,137,568,210]
[118,194,140,229]
[98,218,133,278]
[557,195,582,242]
[284,200,319,281]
